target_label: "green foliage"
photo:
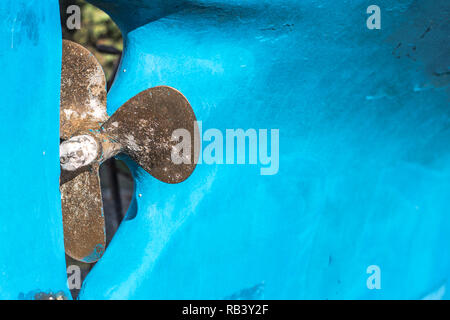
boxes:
[60,0,123,83]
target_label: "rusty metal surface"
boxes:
[61,164,105,263]
[59,41,198,263]
[102,86,199,184]
[60,40,107,263]
[60,40,108,140]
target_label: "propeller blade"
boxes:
[60,164,106,263]
[102,86,198,184]
[60,40,108,139]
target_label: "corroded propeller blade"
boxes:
[60,40,107,262]
[59,43,198,262]
[102,86,199,184]
[60,164,105,263]
[60,39,108,139]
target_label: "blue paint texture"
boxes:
[0,1,69,299]
[78,0,450,299]
[0,0,449,300]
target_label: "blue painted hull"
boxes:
[0,0,449,300]
[81,0,450,299]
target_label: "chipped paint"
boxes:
[422,284,446,300]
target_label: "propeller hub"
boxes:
[60,134,98,171]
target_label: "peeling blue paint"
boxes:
[82,244,106,264]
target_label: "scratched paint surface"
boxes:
[0,1,70,299]
[78,0,450,299]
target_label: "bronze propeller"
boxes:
[60,40,198,263]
